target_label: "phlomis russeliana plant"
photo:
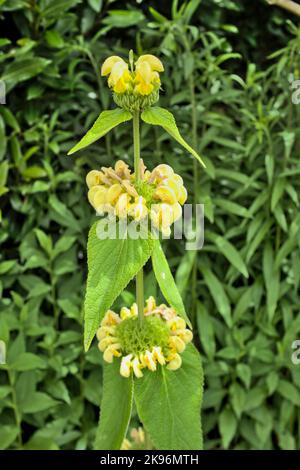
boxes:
[68,51,205,450]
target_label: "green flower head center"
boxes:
[116,315,170,356]
[134,180,156,206]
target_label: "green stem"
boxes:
[190,74,199,326]
[133,110,144,326]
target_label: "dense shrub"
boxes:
[0,0,300,450]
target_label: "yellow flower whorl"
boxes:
[96,297,193,379]
[101,54,164,111]
[86,161,187,236]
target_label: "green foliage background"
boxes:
[1,0,300,450]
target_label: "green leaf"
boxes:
[84,222,154,351]
[0,425,19,450]
[10,353,46,371]
[209,233,248,277]
[1,58,50,91]
[41,0,81,18]
[214,198,252,218]
[200,265,232,327]
[277,380,300,406]
[20,392,59,413]
[68,108,132,155]
[22,166,47,179]
[103,9,145,28]
[151,240,192,328]
[175,251,196,297]
[197,302,215,359]
[88,0,103,12]
[141,107,205,167]
[94,359,133,450]
[219,407,237,449]
[134,344,203,450]
[34,228,53,256]
[0,161,9,188]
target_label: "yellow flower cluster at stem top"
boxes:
[86,161,187,236]
[101,54,164,96]
[96,297,193,379]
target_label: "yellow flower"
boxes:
[136,54,164,72]
[171,202,182,222]
[103,343,122,363]
[134,55,164,96]
[97,299,193,378]
[101,56,124,76]
[152,346,166,365]
[96,325,115,341]
[152,164,174,181]
[101,56,131,94]
[114,193,131,219]
[169,335,186,353]
[106,183,123,205]
[101,310,121,327]
[86,160,187,235]
[129,196,148,221]
[91,186,107,212]
[87,186,101,206]
[132,357,143,378]
[130,303,138,317]
[150,203,174,235]
[144,296,156,313]
[120,354,133,378]
[180,329,193,343]
[98,336,116,352]
[120,306,131,320]
[115,160,131,179]
[166,353,182,371]
[178,185,188,205]
[154,186,177,204]
[86,170,103,188]
[141,350,157,371]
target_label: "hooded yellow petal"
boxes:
[101,56,125,76]
[136,54,164,72]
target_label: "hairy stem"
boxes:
[190,74,198,326]
[133,110,144,326]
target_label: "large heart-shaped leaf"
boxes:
[94,359,133,450]
[84,222,154,351]
[134,344,203,450]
